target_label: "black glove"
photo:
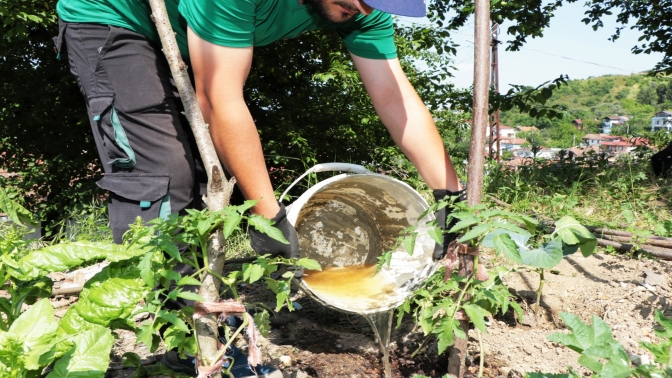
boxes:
[433,189,466,261]
[249,203,299,260]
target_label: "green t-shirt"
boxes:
[56,0,397,60]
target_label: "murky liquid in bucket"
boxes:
[302,265,398,313]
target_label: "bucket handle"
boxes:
[279,163,372,202]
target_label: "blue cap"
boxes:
[365,0,427,17]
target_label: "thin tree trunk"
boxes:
[148,1,235,375]
[448,0,490,376]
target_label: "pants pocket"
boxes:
[97,173,171,243]
[90,95,137,169]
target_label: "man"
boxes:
[54,0,463,376]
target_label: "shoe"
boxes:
[163,350,196,376]
[224,345,282,378]
[162,346,282,378]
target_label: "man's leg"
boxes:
[60,21,205,243]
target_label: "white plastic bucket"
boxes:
[283,163,437,314]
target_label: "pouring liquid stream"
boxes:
[303,265,396,377]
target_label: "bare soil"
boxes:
[51,250,671,378]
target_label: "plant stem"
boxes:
[534,268,545,315]
[213,314,249,366]
[477,329,484,378]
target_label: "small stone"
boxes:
[642,283,656,292]
[279,355,292,366]
[522,314,537,327]
[335,344,342,349]
[629,354,651,366]
[291,370,310,378]
[644,270,665,286]
[620,282,628,288]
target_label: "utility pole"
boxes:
[488,22,501,161]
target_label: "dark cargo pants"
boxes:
[55,20,207,243]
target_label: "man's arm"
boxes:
[351,55,462,192]
[187,27,280,218]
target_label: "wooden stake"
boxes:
[147,1,235,375]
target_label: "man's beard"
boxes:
[305,0,359,23]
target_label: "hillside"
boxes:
[499,73,672,148]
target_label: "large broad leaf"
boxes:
[482,229,530,249]
[46,326,114,378]
[521,238,563,269]
[483,230,529,264]
[5,241,148,281]
[8,298,58,370]
[548,313,614,353]
[553,217,597,257]
[0,332,25,374]
[56,261,150,356]
[578,340,633,377]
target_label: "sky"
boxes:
[401,2,664,92]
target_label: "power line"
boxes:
[450,30,634,73]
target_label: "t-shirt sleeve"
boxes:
[178,0,256,47]
[337,11,397,60]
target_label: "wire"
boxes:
[454,35,634,73]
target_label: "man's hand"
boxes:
[249,203,299,260]
[433,189,466,261]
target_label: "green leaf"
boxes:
[653,309,672,338]
[446,215,480,233]
[46,326,114,378]
[158,238,181,262]
[121,352,142,368]
[6,242,148,281]
[0,187,36,227]
[525,374,572,378]
[160,269,182,283]
[458,223,492,243]
[136,324,158,352]
[462,303,490,333]
[176,276,202,287]
[249,215,288,244]
[491,233,524,264]
[8,298,58,370]
[176,291,205,303]
[403,233,417,255]
[296,258,321,271]
[553,217,596,257]
[161,326,188,352]
[243,263,266,284]
[222,210,243,239]
[138,251,155,288]
[157,310,190,333]
[521,238,563,269]
[427,226,443,244]
[548,313,614,353]
[0,332,26,374]
[579,341,632,376]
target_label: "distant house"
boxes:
[572,119,583,130]
[583,134,604,146]
[650,110,672,132]
[515,126,539,133]
[487,125,516,139]
[603,116,629,125]
[500,138,527,151]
